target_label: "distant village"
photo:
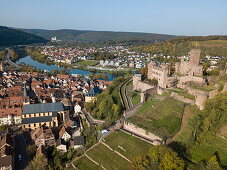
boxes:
[40,45,224,71]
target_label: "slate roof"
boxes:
[71,136,85,145]
[86,86,102,96]
[23,102,64,114]
[22,116,53,124]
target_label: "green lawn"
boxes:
[86,144,132,170]
[76,60,99,66]
[169,89,195,100]
[74,156,103,170]
[104,130,152,160]
[131,92,141,105]
[128,97,185,138]
[190,84,214,92]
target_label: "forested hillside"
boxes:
[18,28,175,43]
[134,35,227,57]
[0,26,48,46]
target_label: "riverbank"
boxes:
[16,56,117,80]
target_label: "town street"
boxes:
[14,133,29,170]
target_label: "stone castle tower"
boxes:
[189,49,201,66]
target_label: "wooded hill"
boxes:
[134,35,227,57]
[0,26,48,46]
[18,28,175,43]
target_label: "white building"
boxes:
[74,104,82,115]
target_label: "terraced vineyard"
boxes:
[73,130,152,170]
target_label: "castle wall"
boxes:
[133,75,154,92]
[170,92,195,104]
[177,75,205,88]
[123,121,162,145]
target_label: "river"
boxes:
[16,56,115,80]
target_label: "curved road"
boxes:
[5,48,20,69]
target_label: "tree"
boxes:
[59,69,68,75]
[52,69,59,76]
[29,155,48,170]
[206,154,222,170]
[141,66,148,77]
[27,144,37,160]
[150,78,158,86]
[148,145,185,170]
[133,156,152,170]
[89,73,95,79]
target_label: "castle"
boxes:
[146,49,205,89]
[132,49,225,109]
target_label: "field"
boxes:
[128,97,185,138]
[75,60,99,66]
[86,144,131,170]
[74,156,102,170]
[104,130,152,160]
[192,40,227,48]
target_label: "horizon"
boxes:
[0,0,227,36]
[2,25,227,37]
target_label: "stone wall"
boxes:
[177,75,205,88]
[123,121,162,145]
[186,87,219,110]
[170,92,195,104]
[133,75,154,92]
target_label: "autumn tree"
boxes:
[148,145,185,170]
[29,154,48,170]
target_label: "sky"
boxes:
[0,0,227,36]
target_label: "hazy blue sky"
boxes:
[0,0,226,35]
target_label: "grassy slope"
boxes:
[173,105,227,164]
[86,144,131,170]
[74,156,103,170]
[104,130,152,160]
[131,92,141,105]
[128,97,185,138]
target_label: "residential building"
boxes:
[70,136,85,150]
[31,126,55,147]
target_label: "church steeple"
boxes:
[23,82,27,97]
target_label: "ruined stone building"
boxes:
[147,61,176,88]
[175,49,206,88]
[176,49,203,76]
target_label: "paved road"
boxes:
[14,133,29,170]
[5,48,20,69]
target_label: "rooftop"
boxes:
[23,102,64,114]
